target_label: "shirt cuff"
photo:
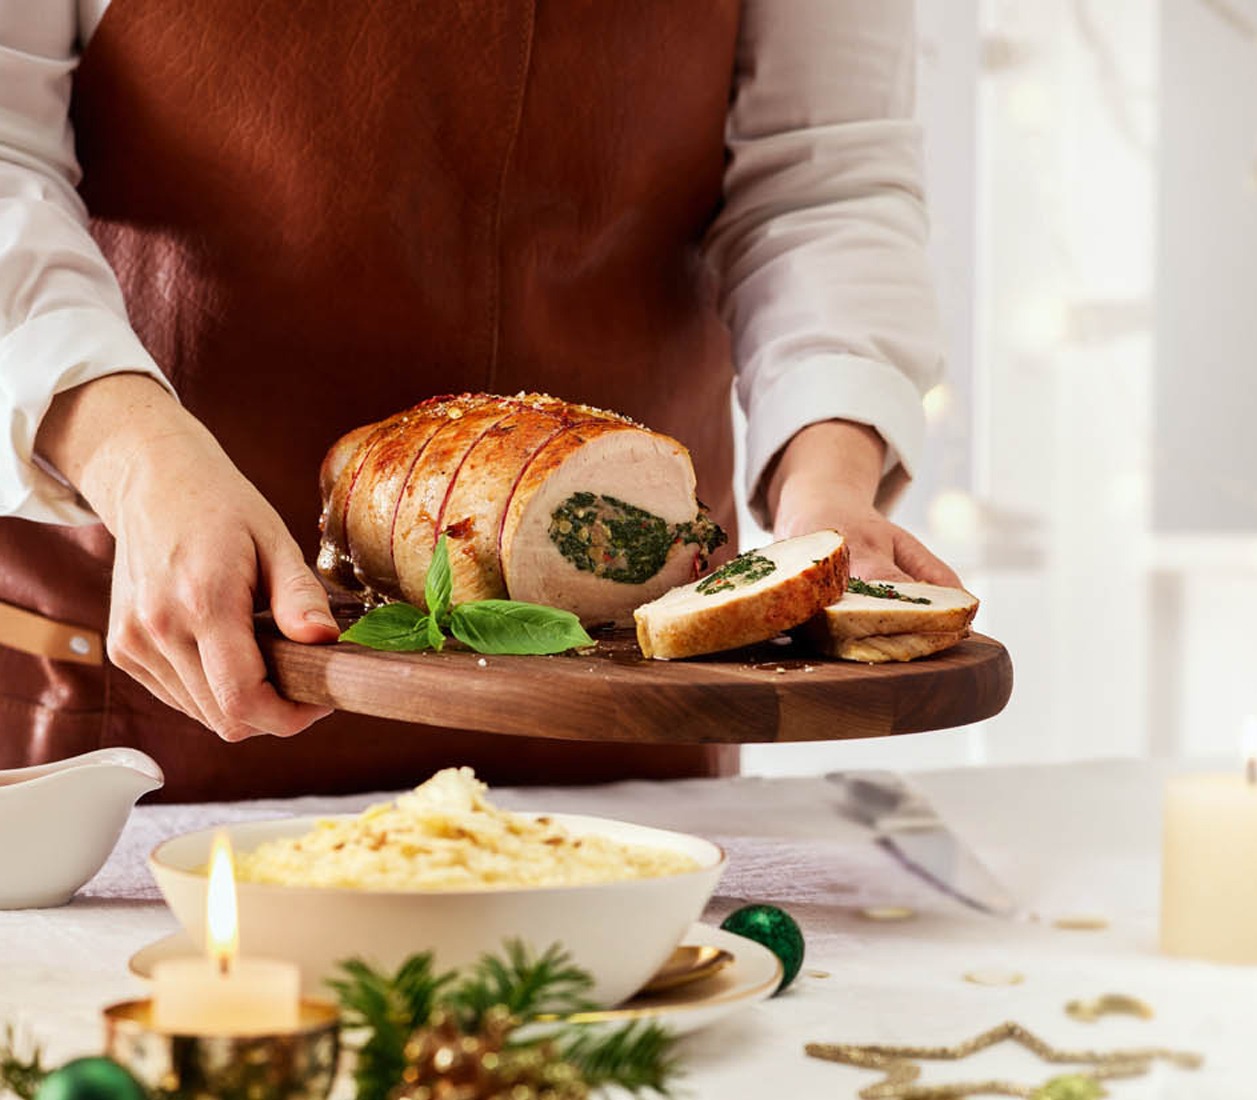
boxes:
[0,307,174,525]
[743,352,928,528]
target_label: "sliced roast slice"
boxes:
[798,580,978,662]
[828,630,970,663]
[389,401,516,607]
[500,420,719,627]
[321,397,472,601]
[340,415,443,599]
[807,582,978,641]
[633,530,848,659]
[319,422,375,505]
[317,421,379,590]
[439,405,605,605]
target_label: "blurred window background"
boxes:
[740,0,1257,775]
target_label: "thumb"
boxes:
[852,558,915,584]
[893,529,963,588]
[262,538,340,643]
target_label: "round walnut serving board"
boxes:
[257,620,1013,744]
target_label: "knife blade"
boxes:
[826,770,1021,918]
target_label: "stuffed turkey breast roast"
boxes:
[317,393,725,626]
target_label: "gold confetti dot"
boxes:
[807,969,832,980]
[859,906,917,922]
[1053,914,1110,932]
[964,967,1026,987]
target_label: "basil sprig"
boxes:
[447,600,593,655]
[339,535,594,656]
[338,602,442,653]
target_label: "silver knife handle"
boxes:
[831,771,937,831]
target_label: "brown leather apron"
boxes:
[0,0,741,801]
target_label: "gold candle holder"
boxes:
[103,998,340,1100]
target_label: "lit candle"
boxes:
[152,833,301,1035]
[1160,719,1257,964]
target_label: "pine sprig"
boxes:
[446,942,595,1027]
[331,942,681,1100]
[558,1021,680,1096]
[327,955,454,1100]
[0,1025,48,1100]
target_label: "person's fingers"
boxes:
[161,634,258,738]
[114,543,331,741]
[842,539,912,583]
[770,492,964,589]
[200,628,334,739]
[771,512,814,542]
[852,560,915,583]
[261,534,340,644]
[107,609,211,728]
[93,418,339,739]
[186,562,334,739]
[114,652,201,722]
[892,529,964,588]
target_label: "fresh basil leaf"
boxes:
[449,600,594,655]
[339,603,437,652]
[426,612,447,652]
[425,534,453,621]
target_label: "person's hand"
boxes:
[36,374,337,740]
[773,479,961,585]
[766,420,962,587]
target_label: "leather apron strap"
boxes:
[0,601,102,666]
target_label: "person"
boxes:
[0,0,960,800]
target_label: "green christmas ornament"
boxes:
[34,1057,147,1100]
[720,903,805,993]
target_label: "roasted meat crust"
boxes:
[318,393,713,624]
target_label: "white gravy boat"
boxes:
[0,748,164,909]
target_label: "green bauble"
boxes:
[34,1057,147,1100]
[720,903,805,994]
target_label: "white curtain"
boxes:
[746,0,1257,776]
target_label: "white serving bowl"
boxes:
[149,812,724,1007]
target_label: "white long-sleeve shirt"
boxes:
[0,0,942,528]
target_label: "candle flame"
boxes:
[206,832,239,971]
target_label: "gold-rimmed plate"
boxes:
[638,943,734,995]
[129,922,780,1037]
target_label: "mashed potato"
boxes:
[235,767,699,890]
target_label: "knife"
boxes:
[826,770,1021,918]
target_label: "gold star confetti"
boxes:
[805,1020,1201,1099]
[1065,994,1155,1024]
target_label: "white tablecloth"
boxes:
[2,759,1251,1099]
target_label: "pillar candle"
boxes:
[150,830,301,1034]
[151,956,301,1035]
[1160,771,1257,964]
